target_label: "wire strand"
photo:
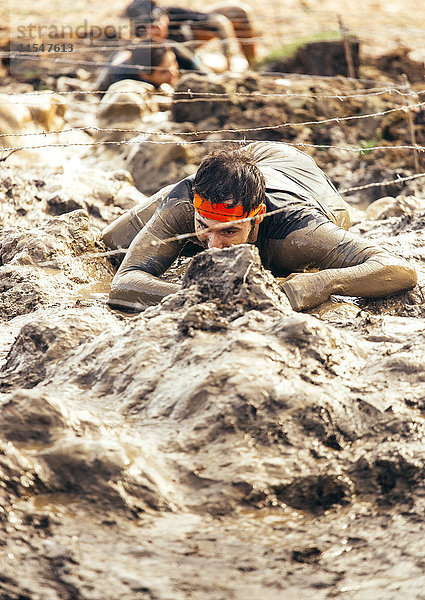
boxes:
[80,170,425,255]
[14,169,425,268]
[1,99,424,142]
[1,137,425,154]
[340,172,425,193]
[2,52,412,83]
[2,86,422,100]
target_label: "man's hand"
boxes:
[278,272,332,311]
[278,253,418,312]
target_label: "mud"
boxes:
[1,192,425,597]
[2,4,425,597]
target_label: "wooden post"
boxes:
[401,74,420,173]
[338,16,356,79]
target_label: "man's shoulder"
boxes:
[162,176,194,204]
[246,142,342,219]
[154,177,195,226]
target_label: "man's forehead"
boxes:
[195,214,244,229]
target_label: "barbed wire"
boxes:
[1,51,415,82]
[2,52,200,74]
[340,172,425,193]
[0,86,406,99]
[2,50,416,89]
[0,89,410,105]
[1,87,424,106]
[21,167,425,266]
[2,84,419,98]
[4,161,424,269]
[3,30,424,59]
[0,34,375,53]
[1,51,327,81]
[1,100,424,140]
[1,137,425,154]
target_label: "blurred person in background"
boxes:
[95,43,179,90]
[126,0,258,69]
[126,0,209,73]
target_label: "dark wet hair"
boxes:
[131,44,169,75]
[193,146,266,213]
[126,0,167,22]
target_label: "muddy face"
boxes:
[194,212,258,249]
[148,49,179,88]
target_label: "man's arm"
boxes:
[270,218,417,311]
[102,183,175,251]
[108,197,194,311]
[173,46,209,74]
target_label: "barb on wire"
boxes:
[0,149,19,162]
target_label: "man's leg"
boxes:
[209,2,258,66]
[191,13,237,70]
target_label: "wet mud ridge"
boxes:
[1,194,425,598]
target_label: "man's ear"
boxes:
[256,203,266,223]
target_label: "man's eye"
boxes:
[223,229,237,235]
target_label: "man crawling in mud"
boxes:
[102,142,417,312]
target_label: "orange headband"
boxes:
[193,192,263,223]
